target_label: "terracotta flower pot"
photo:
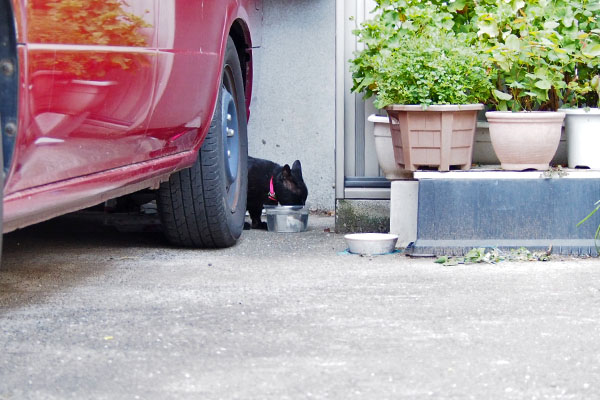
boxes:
[384,104,483,171]
[486,111,566,171]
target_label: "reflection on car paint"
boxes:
[9,1,159,193]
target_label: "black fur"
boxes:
[245,156,308,230]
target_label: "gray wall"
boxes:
[248,0,336,212]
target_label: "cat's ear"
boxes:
[292,160,303,179]
[282,164,292,179]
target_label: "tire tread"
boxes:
[157,37,247,249]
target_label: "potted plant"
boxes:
[351,2,493,172]
[473,0,600,170]
[564,73,600,169]
[367,114,414,180]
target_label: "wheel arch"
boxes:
[0,0,17,181]
[229,19,254,118]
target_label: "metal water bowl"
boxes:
[265,205,309,233]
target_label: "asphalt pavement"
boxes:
[1,211,600,399]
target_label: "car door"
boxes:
[143,0,223,157]
[6,0,159,194]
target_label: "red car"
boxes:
[0,0,262,250]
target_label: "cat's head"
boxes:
[273,160,308,206]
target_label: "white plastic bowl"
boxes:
[344,233,399,255]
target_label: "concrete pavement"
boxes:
[1,213,599,399]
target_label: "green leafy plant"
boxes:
[350,1,493,108]
[472,0,600,111]
[590,74,600,108]
[352,0,600,110]
[371,32,493,108]
[434,246,552,266]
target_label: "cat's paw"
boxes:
[251,221,268,230]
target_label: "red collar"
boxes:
[268,176,277,202]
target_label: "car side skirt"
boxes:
[3,150,198,233]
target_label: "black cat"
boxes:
[245,156,308,230]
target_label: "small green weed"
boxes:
[434,247,552,266]
[577,199,600,254]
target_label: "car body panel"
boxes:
[3,149,197,233]
[144,1,213,159]
[4,0,262,232]
[7,1,159,194]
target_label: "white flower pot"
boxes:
[368,114,412,179]
[565,108,600,169]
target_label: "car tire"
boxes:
[157,37,248,248]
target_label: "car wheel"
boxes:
[157,37,248,248]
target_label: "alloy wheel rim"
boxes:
[221,68,240,211]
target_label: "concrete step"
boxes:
[390,169,600,257]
